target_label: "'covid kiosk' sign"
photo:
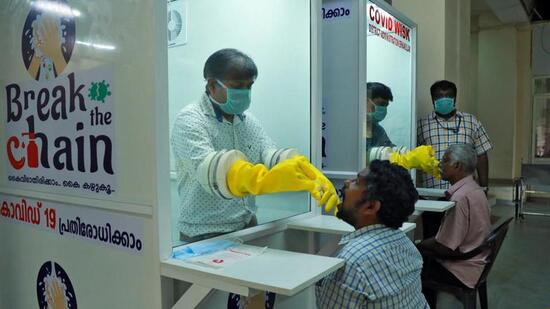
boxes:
[367,3,411,53]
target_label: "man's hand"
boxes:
[417,237,462,259]
[296,158,340,215]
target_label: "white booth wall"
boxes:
[167,0,312,245]
[0,0,166,307]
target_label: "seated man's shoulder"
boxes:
[338,230,404,262]
[451,183,487,206]
[339,236,371,255]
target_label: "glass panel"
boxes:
[167,0,311,246]
[365,1,413,155]
[534,97,550,159]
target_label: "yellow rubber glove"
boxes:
[389,145,440,179]
[227,156,340,214]
[296,159,340,215]
[227,156,323,199]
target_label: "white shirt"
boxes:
[171,93,276,237]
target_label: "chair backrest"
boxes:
[475,217,513,288]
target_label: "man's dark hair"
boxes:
[360,160,418,229]
[367,82,393,101]
[430,80,457,99]
[203,48,258,81]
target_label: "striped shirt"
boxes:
[316,224,428,309]
[417,111,492,189]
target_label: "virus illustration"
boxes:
[88,80,112,103]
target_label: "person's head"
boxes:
[367,82,393,122]
[204,48,258,114]
[337,160,418,230]
[439,144,477,184]
[430,80,457,116]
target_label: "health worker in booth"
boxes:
[171,48,339,243]
[366,82,395,150]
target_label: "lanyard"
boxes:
[434,114,462,133]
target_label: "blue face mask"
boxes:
[434,97,455,115]
[172,239,241,260]
[210,80,251,115]
[368,105,387,123]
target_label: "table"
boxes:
[416,187,447,198]
[287,215,416,235]
[415,200,455,212]
[162,245,344,308]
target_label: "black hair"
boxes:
[367,82,393,101]
[430,80,457,99]
[360,160,418,229]
[203,48,258,81]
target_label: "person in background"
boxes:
[316,160,428,309]
[366,82,395,150]
[417,144,491,309]
[417,80,492,190]
[417,80,492,238]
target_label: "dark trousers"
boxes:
[421,257,467,309]
[228,292,276,309]
[422,211,445,239]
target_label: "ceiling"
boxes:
[471,0,550,22]
[471,0,492,17]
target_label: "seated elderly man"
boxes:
[417,144,491,308]
[316,160,428,309]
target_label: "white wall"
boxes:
[515,26,532,174]
[475,26,517,179]
[446,0,473,113]
[392,0,472,117]
[392,0,446,119]
[471,12,533,180]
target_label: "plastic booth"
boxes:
[0,1,447,308]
